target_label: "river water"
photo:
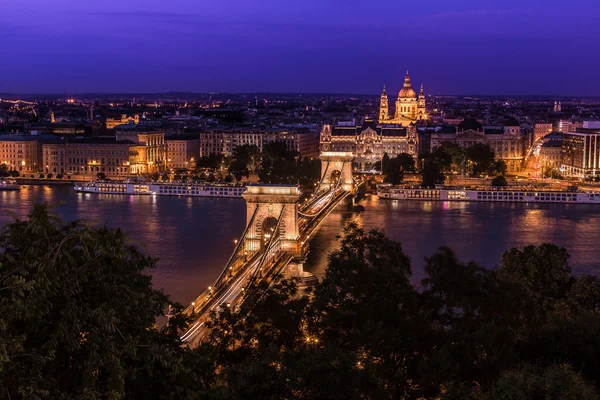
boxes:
[1,185,599,305]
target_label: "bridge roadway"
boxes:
[180,186,351,346]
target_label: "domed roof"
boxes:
[398,70,416,98]
[398,87,416,98]
[458,118,483,131]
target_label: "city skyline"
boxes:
[2,0,600,96]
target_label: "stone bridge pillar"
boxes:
[320,151,355,192]
[242,184,301,253]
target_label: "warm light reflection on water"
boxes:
[1,186,599,305]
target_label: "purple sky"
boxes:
[1,0,599,95]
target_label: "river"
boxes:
[1,185,599,305]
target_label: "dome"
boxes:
[398,70,416,98]
[398,87,416,98]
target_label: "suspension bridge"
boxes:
[180,151,357,346]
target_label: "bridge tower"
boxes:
[320,151,355,192]
[242,185,301,254]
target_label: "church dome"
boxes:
[398,71,416,98]
[398,87,416,98]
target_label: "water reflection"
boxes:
[1,186,599,305]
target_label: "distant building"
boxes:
[539,134,563,170]
[378,71,427,126]
[430,118,526,172]
[320,120,418,170]
[533,123,553,142]
[42,138,133,179]
[106,114,140,129]
[0,134,43,174]
[165,135,199,170]
[115,128,167,173]
[561,124,600,178]
[199,127,320,159]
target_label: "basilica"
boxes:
[379,71,427,126]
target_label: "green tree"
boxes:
[421,158,445,188]
[491,175,508,187]
[97,172,107,181]
[46,173,54,179]
[0,205,215,399]
[465,143,496,176]
[0,163,8,177]
[9,169,19,178]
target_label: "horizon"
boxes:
[2,0,600,95]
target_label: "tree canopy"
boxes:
[2,208,599,399]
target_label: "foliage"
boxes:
[0,205,211,399]
[491,175,508,187]
[544,167,564,179]
[420,157,445,188]
[2,209,600,399]
[0,164,8,177]
[465,143,501,176]
[383,153,416,185]
[97,172,107,181]
[46,173,54,179]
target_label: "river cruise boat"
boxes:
[74,181,246,198]
[377,185,600,204]
[0,180,20,191]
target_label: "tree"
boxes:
[46,173,54,179]
[0,205,215,399]
[439,141,466,172]
[0,163,8,177]
[97,172,107,181]
[56,173,64,179]
[421,158,445,188]
[38,173,45,179]
[479,364,599,400]
[431,146,453,172]
[491,175,508,187]
[162,172,171,182]
[383,153,415,185]
[466,143,497,176]
[9,169,19,178]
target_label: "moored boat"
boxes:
[74,181,246,198]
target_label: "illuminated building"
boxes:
[320,120,418,170]
[199,127,320,159]
[378,71,427,126]
[430,118,526,172]
[533,123,553,142]
[0,135,42,174]
[116,129,167,173]
[105,114,140,129]
[561,122,600,178]
[165,135,200,170]
[42,138,134,179]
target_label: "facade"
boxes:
[199,127,320,159]
[430,118,526,172]
[165,135,200,170]
[533,123,553,142]
[539,136,563,170]
[106,114,140,129]
[320,120,418,170]
[42,138,134,179]
[561,128,600,178]
[378,71,427,126]
[116,129,167,173]
[0,135,42,174]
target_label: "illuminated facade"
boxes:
[42,139,133,179]
[0,135,41,174]
[561,125,600,178]
[165,135,199,170]
[320,120,418,170]
[430,118,526,172]
[116,129,167,173]
[379,71,427,126]
[106,114,140,129]
[199,127,320,159]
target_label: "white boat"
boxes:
[0,180,20,191]
[74,181,246,198]
[377,185,600,204]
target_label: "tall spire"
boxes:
[382,84,387,96]
[419,83,424,96]
[404,71,411,88]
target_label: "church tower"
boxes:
[417,84,426,120]
[379,85,389,121]
[395,70,417,120]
